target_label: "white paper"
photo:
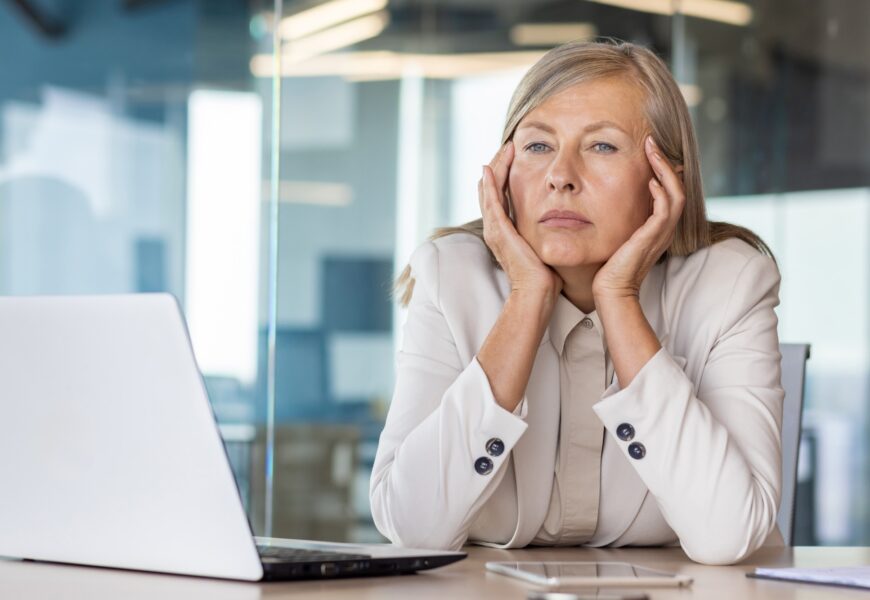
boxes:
[754,566,870,589]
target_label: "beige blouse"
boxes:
[494,293,678,547]
[471,295,677,546]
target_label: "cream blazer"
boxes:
[370,233,784,565]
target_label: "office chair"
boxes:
[777,343,811,546]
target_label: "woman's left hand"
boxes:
[592,135,687,302]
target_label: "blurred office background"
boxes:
[0,0,867,545]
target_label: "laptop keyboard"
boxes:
[257,545,371,562]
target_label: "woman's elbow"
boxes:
[369,482,464,551]
[371,506,462,551]
[680,516,776,565]
[381,527,465,552]
[682,539,754,566]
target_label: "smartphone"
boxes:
[527,591,649,600]
[486,561,692,588]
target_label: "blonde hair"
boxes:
[395,38,772,307]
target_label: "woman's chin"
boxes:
[536,244,596,268]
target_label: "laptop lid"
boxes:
[0,294,263,581]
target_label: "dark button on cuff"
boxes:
[628,442,646,460]
[474,456,493,475]
[616,422,635,442]
[485,437,505,457]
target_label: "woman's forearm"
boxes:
[477,290,555,412]
[595,295,661,388]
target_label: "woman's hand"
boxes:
[477,141,564,412]
[480,141,563,303]
[592,135,684,386]
[592,135,686,302]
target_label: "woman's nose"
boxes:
[545,154,580,192]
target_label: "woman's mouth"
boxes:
[539,209,591,229]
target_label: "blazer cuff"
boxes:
[592,348,691,472]
[467,355,529,443]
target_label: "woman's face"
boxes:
[508,76,656,268]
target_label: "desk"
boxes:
[2,546,870,599]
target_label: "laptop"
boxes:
[0,294,465,581]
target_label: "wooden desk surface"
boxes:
[3,546,870,599]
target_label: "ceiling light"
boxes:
[588,0,752,26]
[282,11,389,63]
[280,0,389,39]
[251,50,546,79]
[510,22,598,46]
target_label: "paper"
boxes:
[751,566,870,589]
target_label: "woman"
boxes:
[369,39,783,566]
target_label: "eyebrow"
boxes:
[516,119,629,135]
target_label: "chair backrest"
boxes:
[777,343,811,546]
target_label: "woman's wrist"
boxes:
[595,294,661,388]
[509,287,557,331]
[478,288,555,413]
[591,283,640,304]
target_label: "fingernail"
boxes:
[482,165,487,177]
[646,136,655,150]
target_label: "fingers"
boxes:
[479,141,515,223]
[645,136,686,213]
[485,141,514,214]
[489,141,514,197]
[645,136,685,229]
[480,164,511,229]
[646,176,672,239]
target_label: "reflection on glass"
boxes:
[0,0,272,536]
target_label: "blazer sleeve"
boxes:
[369,240,529,550]
[592,251,784,565]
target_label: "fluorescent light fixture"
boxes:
[250,50,546,79]
[280,0,388,40]
[283,10,389,63]
[588,0,752,26]
[262,180,353,206]
[185,90,262,385]
[510,22,598,46]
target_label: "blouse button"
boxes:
[628,442,646,460]
[580,317,593,329]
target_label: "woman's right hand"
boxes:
[479,141,564,303]
[476,141,563,412]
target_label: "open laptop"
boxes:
[0,294,465,581]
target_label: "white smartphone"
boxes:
[486,561,693,588]
[528,592,649,600]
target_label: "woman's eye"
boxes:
[592,142,617,153]
[524,142,550,153]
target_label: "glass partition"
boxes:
[0,0,274,519]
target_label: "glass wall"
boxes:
[3,0,867,546]
[0,0,274,519]
[683,0,870,545]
